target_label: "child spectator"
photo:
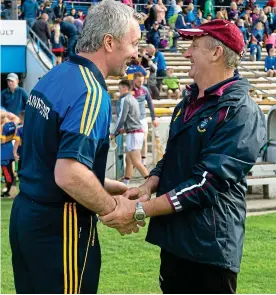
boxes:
[252,7,260,24]
[229,2,239,20]
[250,35,262,61]
[264,47,276,76]
[146,21,161,49]
[0,109,19,198]
[162,68,181,99]
[50,24,66,65]
[195,9,203,26]
[77,10,85,21]
[111,80,149,185]
[266,30,276,53]
[203,0,214,19]
[13,111,24,172]
[237,19,250,50]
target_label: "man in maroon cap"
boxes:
[100,20,266,293]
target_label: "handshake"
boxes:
[99,181,151,236]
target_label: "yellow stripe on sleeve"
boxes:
[79,66,92,135]
[86,71,103,137]
[73,203,79,294]
[63,203,68,294]
[68,203,73,294]
[84,67,98,136]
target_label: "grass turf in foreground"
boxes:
[1,198,276,294]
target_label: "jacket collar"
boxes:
[69,55,107,91]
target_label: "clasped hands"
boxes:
[99,187,150,236]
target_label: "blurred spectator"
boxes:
[204,0,214,18]
[155,0,167,25]
[264,47,276,76]
[126,57,148,81]
[162,68,181,99]
[132,72,157,166]
[267,0,276,7]
[0,109,19,198]
[251,7,260,24]
[144,0,154,30]
[50,23,66,64]
[21,0,39,28]
[122,0,133,7]
[32,13,51,47]
[147,44,167,90]
[13,111,25,172]
[1,74,28,116]
[250,35,262,61]
[195,9,203,25]
[141,47,160,100]
[237,18,250,48]
[146,21,161,48]
[266,30,276,53]
[77,10,85,21]
[43,1,55,24]
[228,2,239,20]
[38,3,45,17]
[175,10,187,29]
[74,18,83,34]
[70,8,78,19]
[60,16,79,57]
[53,0,67,19]
[174,0,183,14]
[185,3,196,23]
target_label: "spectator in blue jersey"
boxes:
[175,11,187,29]
[60,16,79,57]
[100,19,266,294]
[126,57,148,80]
[21,0,39,28]
[147,44,167,90]
[237,18,250,58]
[132,72,158,166]
[185,3,196,23]
[53,0,67,19]
[1,73,28,116]
[195,8,203,26]
[1,109,19,198]
[264,47,276,76]
[9,1,143,293]
[13,111,25,172]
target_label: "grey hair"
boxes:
[76,0,142,53]
[205,36,241,69]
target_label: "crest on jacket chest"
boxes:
[197,116,212,133]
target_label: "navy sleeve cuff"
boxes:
[57,131,98,170]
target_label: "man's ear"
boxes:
[212,45,224,62]
[103,34,114,53]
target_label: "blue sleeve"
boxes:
[22,89,28,109]
[139,66,147,76]
[57,89,104,170]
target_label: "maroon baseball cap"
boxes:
[178,19,245,56]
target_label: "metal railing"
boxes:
[27,25,56,69]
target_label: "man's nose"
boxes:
[183,47,192,59]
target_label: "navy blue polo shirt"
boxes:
[1,87,28,116]
[19,55,112,203]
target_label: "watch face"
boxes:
[135,213,145,221]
